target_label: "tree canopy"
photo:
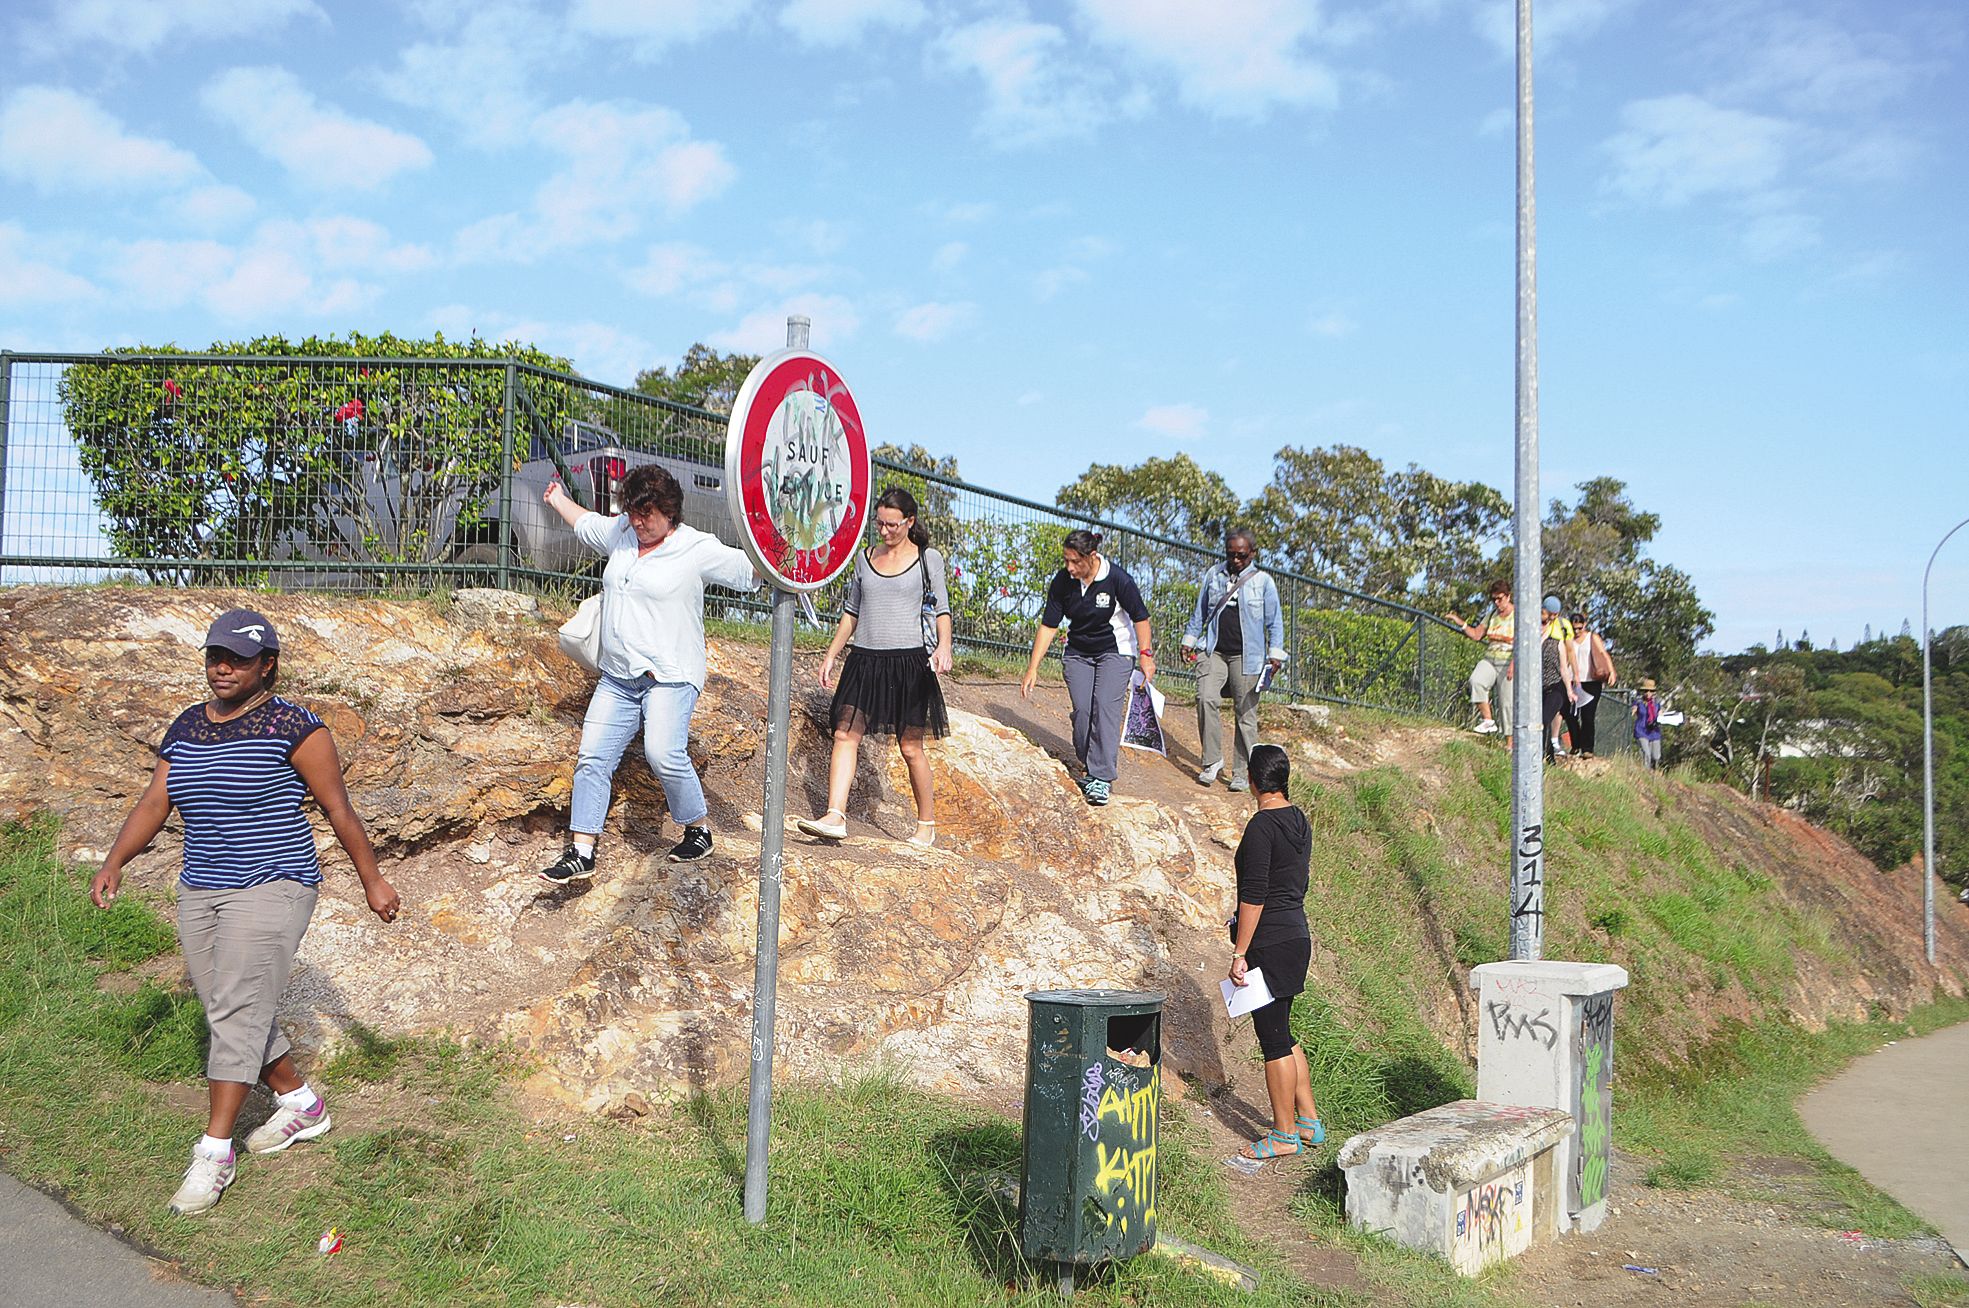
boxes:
[633,343,760,414]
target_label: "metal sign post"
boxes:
[1509,0,1546,962]
[724,316,871,1224]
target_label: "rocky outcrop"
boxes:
[0,587,1242,1110]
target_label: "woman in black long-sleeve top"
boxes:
[1227,743,1324,1160]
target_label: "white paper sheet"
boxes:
[1220,967,1275,1018]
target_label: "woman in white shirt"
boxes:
[538,464,759,882]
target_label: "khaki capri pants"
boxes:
[176,879,318,1083]
[1469,657,1513,735]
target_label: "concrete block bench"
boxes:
[1338,1100,1574,1276]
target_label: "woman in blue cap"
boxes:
[89,608,400,1216]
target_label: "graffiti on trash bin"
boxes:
[1091,1066,1158,1235]
[1079,1062,1104,1141]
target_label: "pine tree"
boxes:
[1777,628,1786,648]
[1902,619,1914,639]
[1864,623,1873,644]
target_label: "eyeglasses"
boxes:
[1226,549,1252,561]
[876,518,907,531]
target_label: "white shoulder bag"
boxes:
[557,592,604,674]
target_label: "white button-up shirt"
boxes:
[575,514,760,689]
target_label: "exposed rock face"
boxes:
[3,586,1963,1113]
[0,587,1241,1109]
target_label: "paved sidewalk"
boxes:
[1797,1020,1969,1258]
[0,1171,235,1306]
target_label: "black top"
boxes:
[1235,805,1312,949]
[1040,559,1151,656]
[1541,635,1564,689]
[1214,587,1244,656]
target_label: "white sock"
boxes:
[573,839,596,858]
[277,1083,320,1113]
[196,1134,233,1160]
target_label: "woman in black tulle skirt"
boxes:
[797,488,952,848]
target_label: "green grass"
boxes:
[0,817,1357,1308]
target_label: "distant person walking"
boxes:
[797,487,952,849]
[1227,744,1324,1161]
[1182,528,1285,793]
[1020,529,1155,807]
[88,609,401,1216]
[1447,582,1514,738]
[1569,611,1616,756]
[1541,596,1581,757]
[1633,678,1663,769]
[538,465,760,882]
[1539,601,1579,764]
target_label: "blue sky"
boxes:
[2,0,1964,653]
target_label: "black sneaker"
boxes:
[539,845,595,885]
[667,827,715,862]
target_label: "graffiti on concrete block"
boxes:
[1485,999,1558,1049]
[1571,991,1615,1212]
[1451,1160,1532,1271]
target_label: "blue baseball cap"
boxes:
[204,608,280,658]
[1541,596,1563,614]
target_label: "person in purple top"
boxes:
[1633,678,1663,770]
[89,609,400,1216]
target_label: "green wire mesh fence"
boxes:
[1,350,1477,721]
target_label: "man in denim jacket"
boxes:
[1182,528,1287,791]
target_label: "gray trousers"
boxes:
[1062,650,1134,783]
[1197,651,1261,782]
[1470,657,1513,736]
[1638,737,1661,770]
[177,879,318,1083]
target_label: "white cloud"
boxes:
[456,100,736,262]
[625,241,827,314]
[707,294,861,354]
[780,217,852,255]
[173,184,258,231]
[0,87,202,194]
[628,241,713,297]
[1702,5,1934,116]
[780,0,924,45]
[1307,309,1356,337]
[930,241,968,272]
[100,218,428,318]
[922,200,994,225]
[1017,390,1044,406]
[933,18,1116,147]
[1473,0,1636,57]
[1740,210,1820,262]
[894,301,976,342]
[1601,94,1791,208]
[568,0,751,56]
[1033,265,1089,301]
[429,306,659,384]
[26,0,322,57]
[202,67,433,191]
[1137,403,1208,440]
[0,224,99,308]
[376,2,562,147]
[1074,0,1339,117]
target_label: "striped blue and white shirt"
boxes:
[160,697,325,890]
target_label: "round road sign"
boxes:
[723,349,871,591]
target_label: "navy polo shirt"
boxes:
[1041,558,1151,656]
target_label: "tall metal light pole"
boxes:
[1508,0,1545,961]
[1922,516,1968,966]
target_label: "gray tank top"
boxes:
[844,547,950,650]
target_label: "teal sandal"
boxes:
[1296,1113,1326,1146]
[1240,1128,1304,1162]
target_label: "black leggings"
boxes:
[1251,996,1299,1062]
[1542,682,1577,760]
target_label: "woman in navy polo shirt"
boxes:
[1019,529,1156,805]
[89,609,400,1216]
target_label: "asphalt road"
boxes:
[1797,1019,1969,1259]
[0,1171,235,1307]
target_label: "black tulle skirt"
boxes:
[830,645,949,737]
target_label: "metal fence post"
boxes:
[1287,576,1300,698]
[1415,616,1427,713]
[498,361,516,590]
[0,352,13,557]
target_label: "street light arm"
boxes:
[1920,513,1969,967]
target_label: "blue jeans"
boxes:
[571,673,706,834]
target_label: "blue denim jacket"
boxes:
[1182,563,1286,677]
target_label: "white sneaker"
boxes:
[1473,719,1500,735]
[1196,762,1223,785]
[168,1146,235,1216]
[247,1097,332,1154]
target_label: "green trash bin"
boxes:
[1018,989,1164,1288]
